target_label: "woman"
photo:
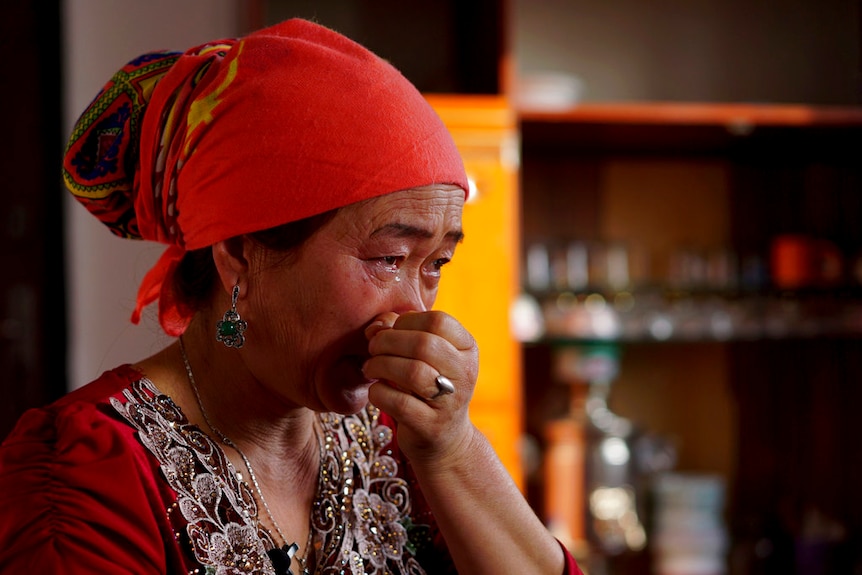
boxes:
[0,19,582,575]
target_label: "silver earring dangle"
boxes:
[215,284,248,348]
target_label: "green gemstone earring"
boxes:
[216,284,247,348]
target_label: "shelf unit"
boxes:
[519,101,862,574]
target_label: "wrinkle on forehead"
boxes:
[333,186,464,242]
[371,222,465,244]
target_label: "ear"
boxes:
[212,237,250,295]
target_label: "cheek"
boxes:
[346,275,387,316]
[424,288,438,311]
[318,266,386,325]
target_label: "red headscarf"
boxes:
[63,19,469,336]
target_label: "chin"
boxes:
[327,385,371,415]
[319,356,374,414]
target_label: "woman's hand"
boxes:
[363,311,479,465]
[363,311,570,574]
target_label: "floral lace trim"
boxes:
[314,411,426,575]
[111,377,428,575]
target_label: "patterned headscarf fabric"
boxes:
[63,19,469,336]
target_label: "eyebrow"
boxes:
[371,223,465,244]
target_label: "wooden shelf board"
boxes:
[518,102,862,127]
[518,102,862,155]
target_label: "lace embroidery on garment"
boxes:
[111,377,428,575]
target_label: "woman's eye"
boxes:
[373,256,403,274]
[431,258,450,271]
[426,257,451,277]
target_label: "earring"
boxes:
[216,284,248,348]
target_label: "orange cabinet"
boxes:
[427,95,524,487]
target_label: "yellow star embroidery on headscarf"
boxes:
[184,42,243,156]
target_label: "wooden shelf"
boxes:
[518,101,862,127]
[519,102,862,156]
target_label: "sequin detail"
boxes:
[315,411,426,575]
[111,378,428,575]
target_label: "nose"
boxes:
[391,274,429,314]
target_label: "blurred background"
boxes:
[3,1,861,574]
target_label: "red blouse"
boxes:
[0,365,582,574]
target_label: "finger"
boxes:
[367,327,460,371]
[363,354,445,401]
[364,311,400,340]
[368,380,436,424]
[391,311,475,351]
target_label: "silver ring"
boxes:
[431,374,455,399]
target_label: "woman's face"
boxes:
[241,184,465,414]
